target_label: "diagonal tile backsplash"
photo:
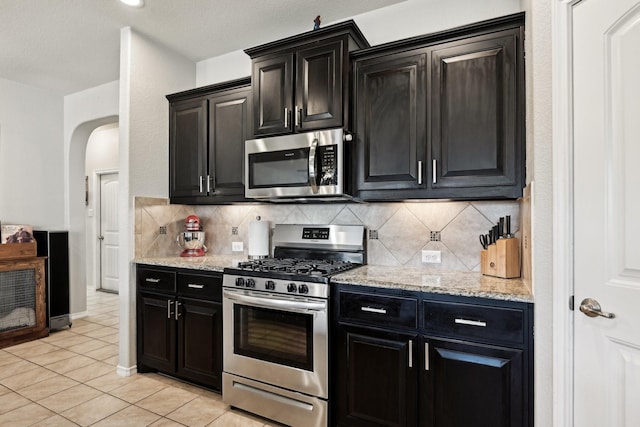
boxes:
[135,197,521,272]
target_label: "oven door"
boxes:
[222,288,328,398]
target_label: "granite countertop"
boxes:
[134,257,533,303]
[134,255,247,272]
[332,265,533,303]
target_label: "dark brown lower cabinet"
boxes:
[336,325,417,427]
[421,337,524,427]
[137,265,223,391]
[333,286,533,427]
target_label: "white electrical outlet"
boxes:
[232,241,244,252]
[421,250,441,264]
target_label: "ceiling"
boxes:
[0,0,403,95]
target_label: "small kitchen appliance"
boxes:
[176,215,207,257]
[222,224,365,427]
[244,128,352,201]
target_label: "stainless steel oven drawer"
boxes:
[339,291,418,329]
[177,272,221,301]
[223,373,327,427]
[423,300,525,345]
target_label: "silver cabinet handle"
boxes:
[167,300,174,319]
[145,278,160,283]
[408,340,413,368]
[175,301,182,320]
[432,159,437,184]
[295,106,301,127]
[425,342,430,371]
[580,298,615,319]
[361,306,387,314]
[284,107,289,129]
[199,175,204,193]
[418,160,423,185]
[206,175,212,193]
[455,318,487,327]
[188,283,205,289]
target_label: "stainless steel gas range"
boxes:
[222,224,365,427]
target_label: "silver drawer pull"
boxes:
[408,340,413,368]
[361,306,387,315]
[455,318,487,327]
[145,278,161,283]
[188,283,205,289]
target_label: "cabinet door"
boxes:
[252,53,294,136]
[296,39,343,131]
[176,298,223,389]
[354,51,427,194]
[421,337,525,427]
[169,98,208,199]
[137,293,176,373]
[336,324,417,427]
[430,28,523,196]
[208,86,252,198]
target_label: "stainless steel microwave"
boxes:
[245,128,350,200]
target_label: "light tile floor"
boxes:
[0,288,281,426]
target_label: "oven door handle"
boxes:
[223,289,326,313]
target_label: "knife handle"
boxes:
[499,217,504,238]
[506,215,512,237]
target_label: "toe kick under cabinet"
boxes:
[136,265,223,390]
[333,285,533,427]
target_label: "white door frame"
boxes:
[552,0,582,425]
[94,169,119,291]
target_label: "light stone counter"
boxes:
[134,255,247,272]
[332,265,533,303]
[134,258,533,303]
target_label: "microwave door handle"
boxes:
[308,136,319,194]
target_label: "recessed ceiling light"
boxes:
[120,0,144,7]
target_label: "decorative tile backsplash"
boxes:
[134,198,521,272]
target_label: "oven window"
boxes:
[234,304,313,371]
[249,148,309,188]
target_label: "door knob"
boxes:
[579,298,615,319]
[98,235,104,241]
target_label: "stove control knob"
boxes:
[246,279,255,288]
[287,283,298,293]
[298,284,309,294]
[265,280,276,291]
[235,278,245,287]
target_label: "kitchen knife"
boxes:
[506,215,511,237]
[499,217,504,239]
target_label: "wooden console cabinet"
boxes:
[0,244,48,348]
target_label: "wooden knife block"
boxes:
[481,237,520,279]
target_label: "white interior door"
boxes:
[573,0,640,424]
[99,172,119,293]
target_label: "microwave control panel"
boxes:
[318,144,338,186]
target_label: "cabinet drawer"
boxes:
[423,300,524,345]
[339,291,417,329]
[138,268,176,293]
[178,273,222,301]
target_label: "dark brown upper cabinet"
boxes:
[245,21,369,137]
[352,13,525,201]
[167,78,252,204]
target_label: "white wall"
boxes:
[64,80,119,316]
[196,0,522,85]
[85,123,119,290]
[0,78,64,228]
[522,0,553,425]
[118,27,196,373]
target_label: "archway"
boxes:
[67,116,118,316]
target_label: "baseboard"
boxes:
[117,364,137,377]
[70,311,88,320]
